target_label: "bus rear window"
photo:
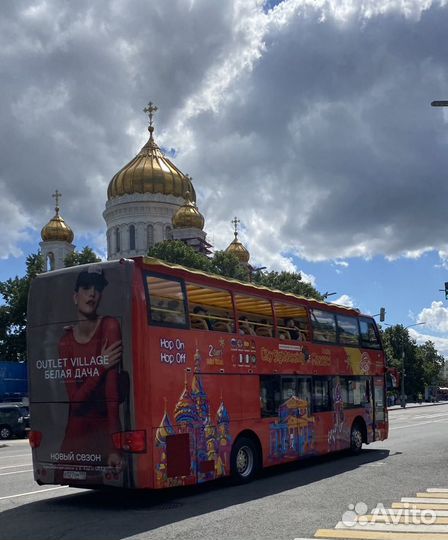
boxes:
[145,274,187,328]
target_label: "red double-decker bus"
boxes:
[27,257,388,489]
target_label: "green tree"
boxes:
[253,270,323,300]
[147,241,212,272]
[416,340,444,390]
[64,246,101,267]
[147,241,323,297]
[382,325,445,398]
[210,251,249,281]
[0,252,44,361]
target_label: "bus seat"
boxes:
[190,317,208,330]
[213,321,231,333]
[256,326,272,337]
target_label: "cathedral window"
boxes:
[115,227,121,253]
[129,225,136,251]
[147,225,154,249]
[165,225,173,240]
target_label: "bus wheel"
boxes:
[350,422,363,454]
[230,437,259,483]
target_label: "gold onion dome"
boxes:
[41,191,74,243]
[225,217,250,264]
[107,102,196,201]
[172,190,204,230]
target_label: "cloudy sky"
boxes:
[2,0,448,354]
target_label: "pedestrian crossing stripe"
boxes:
[314,531,448,539]
[393,502,448,510]
[417,493,448,499]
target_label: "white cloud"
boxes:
[417,301,448,332]
[409,327,448,358]
[331,294,354,308]
[2,0,448,269]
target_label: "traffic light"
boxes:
[445,282,448,300]
[379,307,386,322]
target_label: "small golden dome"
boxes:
[41,195,74,243]
[226,217,249,264]
[226,234,250,264]
[172,191,205,230]
[107,102,196,202]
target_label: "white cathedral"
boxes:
[40,103,250,272]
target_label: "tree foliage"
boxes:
[147,241,323,298]
[0,253,44,361]
[253,270,323,300]
[64,246,101,267]
[381,324,445,398]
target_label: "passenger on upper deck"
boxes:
[239,316,256,336]
[285,318,302,341]
[192,306,213,330]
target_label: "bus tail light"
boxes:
[112,430,146,453]
[29,430,42,448]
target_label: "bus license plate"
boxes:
[63,470,86,480]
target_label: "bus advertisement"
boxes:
[27,257,388,490]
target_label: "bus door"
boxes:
[371,376,386,441]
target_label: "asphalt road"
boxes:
[0,403,447,540]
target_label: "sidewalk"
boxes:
[388,399,448,411]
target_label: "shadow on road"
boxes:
[0,448,390,540]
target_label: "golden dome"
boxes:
[41,192,74,243]
[107,102,196,202]
[172,191,205,230]
[226,233,250,264]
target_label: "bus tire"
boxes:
[350,422,363,455]
[230,436,260,483]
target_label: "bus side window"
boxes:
[310,309,337,343]
[260,375,281,417]
[312,377,332,412]
[185,282,235,333]
[273,302,309,341]
[145,274,187,328]
[234,294,274,337]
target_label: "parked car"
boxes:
[0,403,30,439]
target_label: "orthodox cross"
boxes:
[52,190,61,211]
[231,216,240,237]
[143,101,158,129]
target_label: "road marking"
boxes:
[402,497,448,504]
[0,469,33,476]
[335,522,448,532]
[428,489,448,493]
[0,453,31,460]
[414,413,448,418]
[0,486,69,500]
[0,463,31,470]
[315,530,448,538]
[390,419,448,430]
[417,492,448,499]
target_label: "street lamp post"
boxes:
[400,322,426,408]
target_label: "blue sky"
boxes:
[2,0,448,356]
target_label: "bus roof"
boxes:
[137,256,365,318]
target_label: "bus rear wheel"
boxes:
[350,422,363,454]
[230,436,259,483]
